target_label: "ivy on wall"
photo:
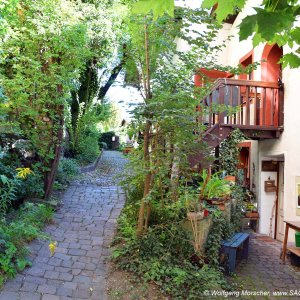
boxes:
[219,129,247,176]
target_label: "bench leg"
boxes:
[242,237,249,259]
[228,248,237,274]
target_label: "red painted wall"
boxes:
[239,50,253,80]
[194,68,232,87]
[261,44,283,126]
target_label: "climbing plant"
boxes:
[219,129,247,176]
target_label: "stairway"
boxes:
[189,123,283,169]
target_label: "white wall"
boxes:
[259,171,277,235]
[214,0,300,240]
[178,0,300,239]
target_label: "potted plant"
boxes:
[197,170,232,210]
[182,188,204,221]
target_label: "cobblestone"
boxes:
[232,233,300,298]
[0,151,127,299]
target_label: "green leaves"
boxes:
[280,53,300,68]
[202,0,246,22]
[238,15,257,41]
[239,7,295,42]
[131,0,174,20]
[0,175,8,185]
[202,0,300,68]
[290,27,300,45]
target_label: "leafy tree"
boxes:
[124,2,229,235]
[0,0,124,198]
[202,0,300,68]
[67,1,125,158]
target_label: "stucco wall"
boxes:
[215,0,300,241]
[178,0,300,241]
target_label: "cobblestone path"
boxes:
[0,151,127,300]
[232,233,300,299]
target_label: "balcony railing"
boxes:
[201,78,284,129]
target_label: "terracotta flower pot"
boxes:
[224,175,236,182]
[187,211,204,221]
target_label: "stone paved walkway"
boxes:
[0,151,127,300]
[232,233,300,299]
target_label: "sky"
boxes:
[105,73,143,123]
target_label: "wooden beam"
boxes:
[246,86,250,125]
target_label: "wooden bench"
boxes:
[221,232,250,274]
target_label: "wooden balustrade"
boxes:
[202,78,284,129]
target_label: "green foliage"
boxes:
[0,0,124,196]
[202,0,246,23]
[230,185,247,233]
[131,0,174,20]
[0,0,90,166]
[115,164,233,297]
[198,170,232,200]
[67,103,103,163]
[76,131,100,164]
[0,202,53,286]
[56,158,80,184]
[0,158,44,213]
[202,0,300,68]
[205,211,232,267]
[22,164,44,198]
[0,175,20,214]
[219,129,246,176]
[19,202,54,228]
[205,186,246,268]
[113,208,228,298]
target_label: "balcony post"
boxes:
[278,84,284,127]
[218,87,225,124]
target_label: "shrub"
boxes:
[0,160,44,208]
[0,203,53,286]
[19,202,54,228]
[99,131,115,150]
[56,158,80,184]
[22,167,44,198]
[0,175,21,215]
[112,206,228,299]
[76,134,100,163]
[99,141,108,150]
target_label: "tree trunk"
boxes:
[136,21,153,236]
[137,119,151,236]
[44,104,64,199]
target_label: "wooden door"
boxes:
[276,162,285,241]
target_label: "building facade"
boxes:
[192,0,300,242]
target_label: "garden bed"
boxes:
[107,262,166,300]
[0,202,54,287]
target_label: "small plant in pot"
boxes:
[181,188,204,221]
[180,187,205,254]
[197,169,232,210]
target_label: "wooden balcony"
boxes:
[200,78,284,141]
